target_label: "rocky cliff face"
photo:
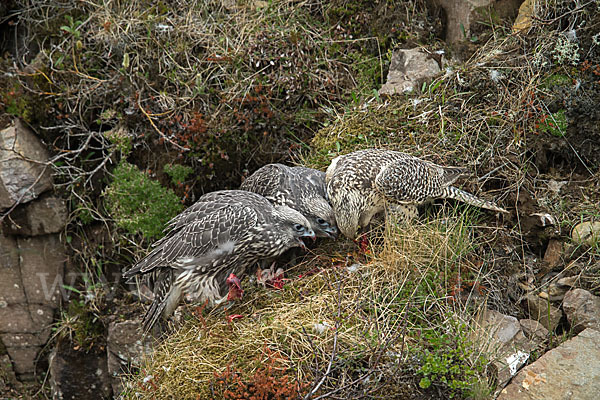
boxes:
[0,120,67,382]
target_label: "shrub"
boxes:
[104,161,183,239]
[417,321,491,398]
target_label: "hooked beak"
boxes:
[298,229,316,250]
[322,225,339,239]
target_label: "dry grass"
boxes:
[122,3,600,398]
[123,206,500,399]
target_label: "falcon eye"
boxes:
[293,223,305,232]
[316,217,328,226]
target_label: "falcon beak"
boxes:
[324,226,339,239]
[298,229,316,250]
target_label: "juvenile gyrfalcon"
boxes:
[240,163,338,239]
[123,190,315,332]
[326,148,508,239]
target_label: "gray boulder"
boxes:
[0,120,53,211]
[498,328,600,400]
[562,288,600,333]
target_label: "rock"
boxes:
[525,293,562,332]
[571,221,600,246]
[5,345,39,377]
[519,319,549,342]
[473,309,533,389]
[0,233,25,305]
[497,328,600,400]
[0,353,22,392]
[0,119,53,211]
[0,304,38,333]
[562,288,600,333]
[545,282,568,301]
[378,48,441,96]
[107,320,153,395]
[556,275,578,287]
[49,340,112,400]
[431,0,522,44]
[2,194,68,236]
[0,231,66,379]
[512,0,534,33]
[542,239,562,269]
[18,235,65,306]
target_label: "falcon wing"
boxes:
[123,203,259,279]
[375,158,468,203]
[240,164,288,204]
[289,166,327,198]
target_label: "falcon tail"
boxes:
[443,186,509,214]
[123,246,165,282]
[142,270,182,333]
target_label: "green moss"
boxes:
[104,161,184,239]
[164,164,194,185]
[57,299,105,349]
[539,109,567,137]
[543,73,571,88]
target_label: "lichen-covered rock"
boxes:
[2,194,68,236]
[0,231,65,379]
[0,119,53,211]
[379,48,441,96]
[5,346,39,378]
[107,319,153,395]
[49,340,112,399]
[498,328,600,400]
[562,288,600,333]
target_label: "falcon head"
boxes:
[332,193,363,240]
[303,196,338,239]
[272,205,315,250]
[337,209,360,240]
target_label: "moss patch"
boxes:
[104,161,183,240]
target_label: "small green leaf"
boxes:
[122,53,130,68]
[62,284,81,294]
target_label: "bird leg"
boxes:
[194,299,209,330]
[226,273,244,301]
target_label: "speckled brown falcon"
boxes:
[123,190,315,332]
[240,163,338,239]
[326,148,508,239]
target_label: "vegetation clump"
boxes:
[104,160,183,239]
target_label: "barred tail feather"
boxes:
[142,270,182,333]
[444,186,508,214]
[123,247,165,282]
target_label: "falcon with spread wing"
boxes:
[240,163,338,239]
[326,149,508,239]
[123,190,315,332]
